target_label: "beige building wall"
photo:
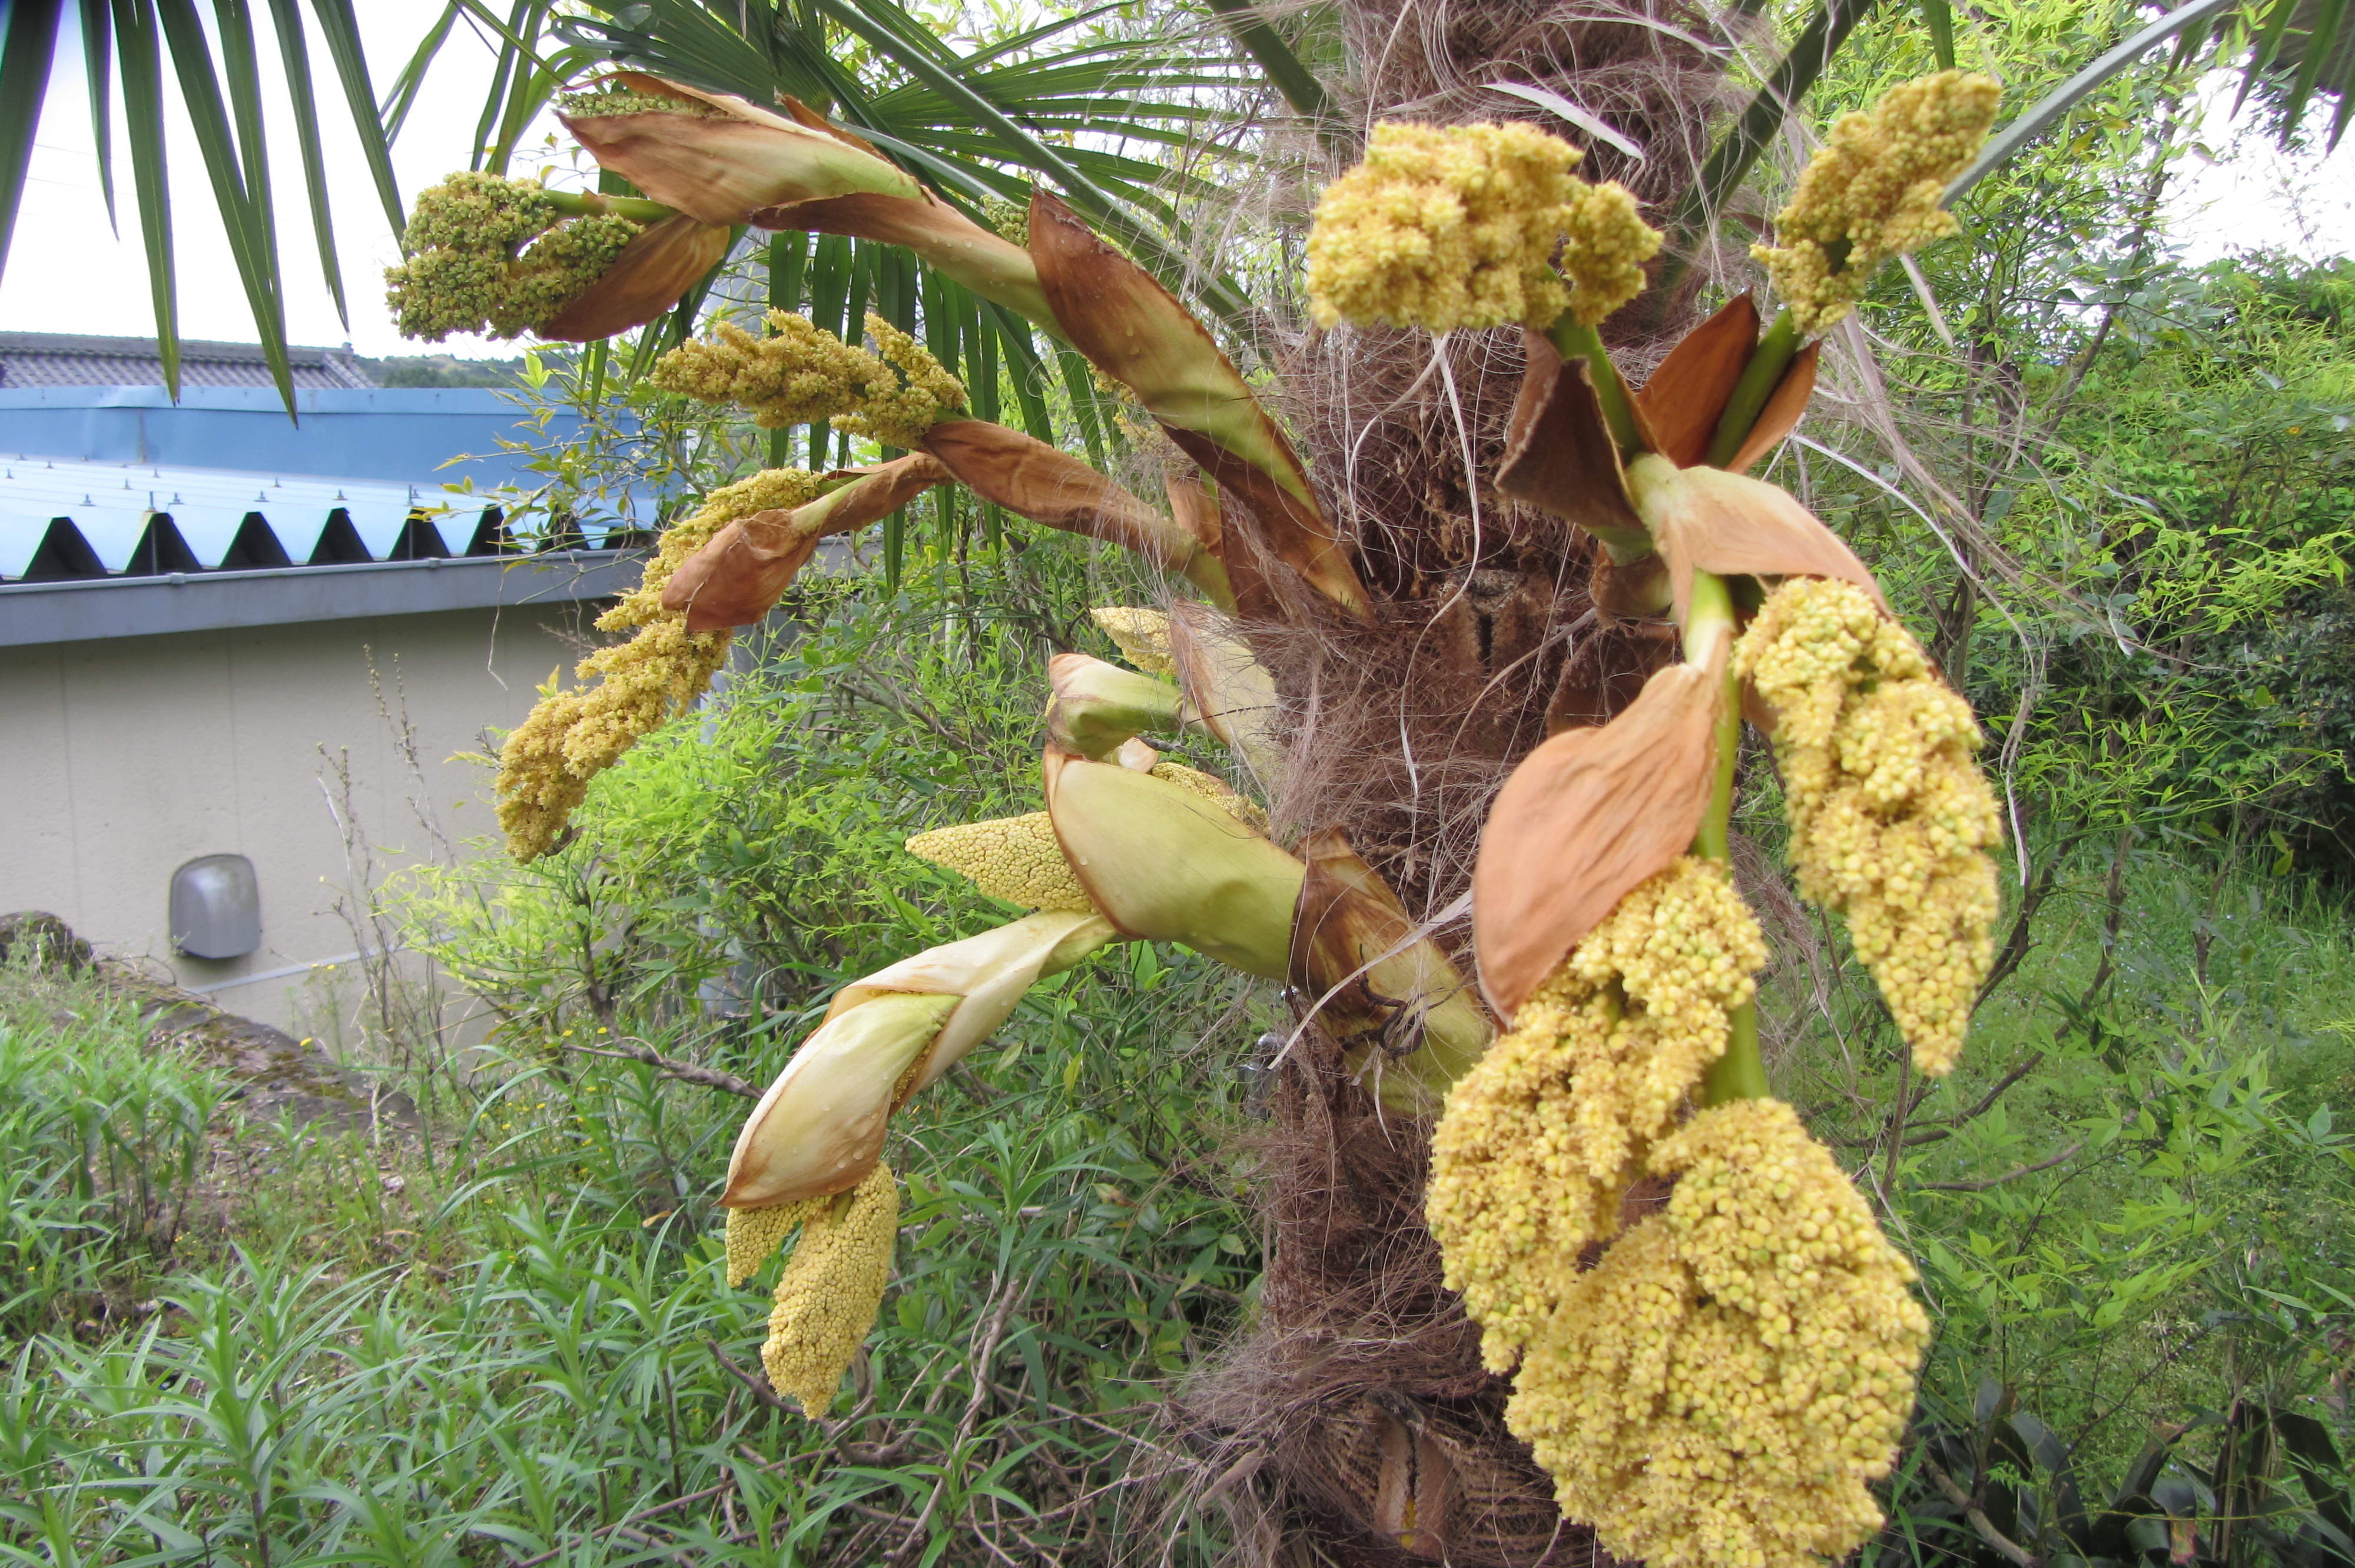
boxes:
[0,603,599,1033]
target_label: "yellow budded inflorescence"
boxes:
[1306,122,1584,332]
[1425,856,1766,1371]
[654,310,891,429]
[762,1160,901,1416]
[1560,180,1664,327]
[1090,607,1175,677]
[493,468,831,861]
[1507,1098,1929,1568]
[385,172,641,341]
[1148,761,1271,834]
[725,1196,820,1287]
[905,812,1096,913]
[557,86,726,119]
[1753,71,2001,335]
[652,311,964,448]
[1734,577,2000,1074]
[853,317,968,450]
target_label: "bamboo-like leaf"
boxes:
[1667,0,1881,247]
[377,1,457,152]
[0,0,64,288]
[298,2,399,238]
[1919,0,1956,69]
[1945,0,2242,203]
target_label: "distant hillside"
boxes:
[357,354,531,388]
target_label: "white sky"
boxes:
[0,5,566,359]
[2,21,2349,361]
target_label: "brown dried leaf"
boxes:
[920,420,1228,604]
[662,454,948,631]
[1497,328,1648,555]
[1026,191,1368,617]
[1631,455,1888,625]
[1163,468,1222,555]
[1633,292,1759,469]
[1473,652,1723,1016]
[539,214,731,341]
[1726,341,1820,473]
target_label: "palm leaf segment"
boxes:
[0,0,403,410]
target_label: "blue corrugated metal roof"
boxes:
[1,456,467,575]
[0,384,624,491]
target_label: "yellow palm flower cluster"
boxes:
[1508,1098,1929,1568]
[556,87,725,119]
[757,1161,901,1416]
[1090,606,1175,677]
[1753,71,2001,334]
[1559,179,1665,326]
[1147,760,1270,832]
[493,468,830,860]
[1426,856,1766,1371]
[385,172,641,341]
[906,812,1096,912]
[1734,577,2000,1074]
[653,310,966,447]
[1307,122,1657,331]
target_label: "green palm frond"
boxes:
[0,0,405,409]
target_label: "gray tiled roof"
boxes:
[0,333,375,390]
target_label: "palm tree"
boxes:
[380,1,2345,1563]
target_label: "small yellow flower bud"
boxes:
[761,1161,900,1416]
[1752,72,2001,334]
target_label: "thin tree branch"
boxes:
[1918,1141,2082,1192]
[1925,1456,2042,1567]
[568,1037,760,1098]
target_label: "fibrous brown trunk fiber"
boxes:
[1176,2,1737,1560]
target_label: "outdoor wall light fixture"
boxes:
[170,854,261,959]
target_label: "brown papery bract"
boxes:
[1726,343,1821,473]
[751,194,1054,330]
[538,213,733,341]
[1633,292,1759,469]
[1496,331,1648,556]
[1472,652,1723,1018]
[559,73,920,224]
[919,420,1230,605]
[1630,454,1886,625]
[1026,191,1369,618]
[662,454,950,631]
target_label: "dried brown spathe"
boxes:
[1471,648,1724,1018]
[1026,192,1369,618]
[661,454,950,631]
[539,213,732,341]
[919,419,1231,604]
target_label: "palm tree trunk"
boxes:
[1179,3,1733,1559]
